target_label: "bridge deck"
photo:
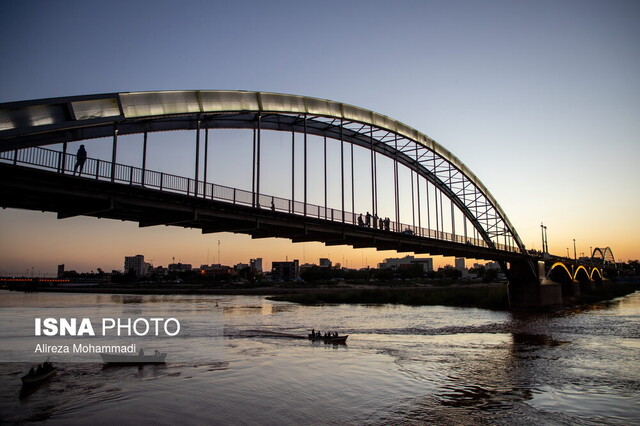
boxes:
[0,163,523,262]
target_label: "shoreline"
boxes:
[1,280,505,296]
[3,280,638,311]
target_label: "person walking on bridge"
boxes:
[73,145,87,176]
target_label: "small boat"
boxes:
[100,350,167,364]
[21,362,57,385]
[308,334,348,344]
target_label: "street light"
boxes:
[540,222,548,254]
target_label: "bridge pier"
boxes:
[507,260,563,310]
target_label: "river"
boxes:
[1,290,639,424]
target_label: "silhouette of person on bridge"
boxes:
[73,145,87,176]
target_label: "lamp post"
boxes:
[540,223,548,255]
[573,239,577,261]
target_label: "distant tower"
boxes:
[124,255,146,276]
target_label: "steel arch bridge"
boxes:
[9,90,606,308]
[592,247,615,267]
[0,90,525,254]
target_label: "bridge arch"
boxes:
[548,262,573,283]
[0,91,527,256]
[592,247,615,266]
[547,262,576,298]
[573,265,590,283]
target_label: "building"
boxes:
[271,260,300,281]
[234,262,249,271]
[299,263,316,273]
[455,258,468,278]
[168,262,193,272]
[250,258,263,272]
[485,261,500,270]
[124,255,151,276]
[473,261,500,270]
[378,255,433,273]
[319,258,332,268]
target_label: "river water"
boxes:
[1,290,639,424]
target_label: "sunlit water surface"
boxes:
[1,290,639,424]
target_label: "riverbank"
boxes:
[4,280,638,311]
[270,281,640,311]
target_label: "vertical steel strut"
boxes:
[111,124,118,182]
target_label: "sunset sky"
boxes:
[1,0,638,275]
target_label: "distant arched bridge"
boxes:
[0,91,612,309]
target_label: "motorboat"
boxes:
[308,334,348,344]
[21,362,56,385]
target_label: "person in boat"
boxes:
[139,348,144,356]
[310,329,315,338]
[28,367,35,376]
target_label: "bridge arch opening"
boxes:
[573,265,593,293]
[548,262,575,297]
[590,267,603,287]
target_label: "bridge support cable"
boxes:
[350,142,355,224]
[340,120,345,223]
[393,138,399,232]
[110,125,118,183]
[256,114,262,208]
[434,183,440,239]
[440,192,445,241]
[411,169,415,229]
[195,119,200,197]
[251,128,256,208]
[451,200,456,241]
[303,116,307,217]
[369,125,376,219]
[324,135,327,219]
[425,177,430,236]
[203,128,209,196]
[416,157,422,236]
[141,132,148,187]
[291,130,295,212]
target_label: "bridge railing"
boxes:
[1,146,519,253]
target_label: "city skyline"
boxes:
[1,0,638,275]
